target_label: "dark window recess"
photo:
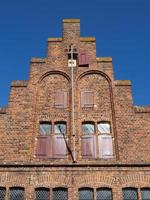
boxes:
[81,135,96,158]
[79,52,89,66]
[53,188,68,200]
[96,188,113,200]
[0,187,6,200]
[123,188,138,200]
[9,187,24,200]
[81,91,94,108]
[141,188,150,200]
[35,188,50,200]
[55,92,68,108]
[79,188,94,200]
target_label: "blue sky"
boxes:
[0,0,150,106]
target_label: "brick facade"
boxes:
[0,19,150,200]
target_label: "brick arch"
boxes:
[0,175,28,187]
[75,174,115,187]
[33,175,71,187]
[77,70,119,161]
[38,70,71,83]
[119,174,150,187]
[77,70,112,83]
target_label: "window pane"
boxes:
[98,123,110,134]
[123,188,138,200]
[0,187,6,200]
[55,123,67,134]
[82,123,94,135]
[40,123,51,135]
[97,188,112,200]
[53,188,68,200]
[98,135,113,159]
[79,188,94,200]
[141,188,150,200]
[9,188,24,200]
[35,188,49,200]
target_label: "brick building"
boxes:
[0,19,150,200]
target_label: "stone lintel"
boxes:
[134,106,150,113]
[80,37,96,42]
[30,58,46,63]
[11,81,28,87]
[48,38,62,42]
[63,19,80,23]
[115,80,131,86]
[96,57,112,62]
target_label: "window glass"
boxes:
[141,188,150,200]
[39,122,51,135]
[123,188,138,200]
[55,122,67,134]
[79,188,94,200]
[98,123,110,134]
[35,188,49,200]
[53,188,68,200]
[82,123,94,135]
[96,188,112,200]
[0,187,6,200]
[9,187,24,200]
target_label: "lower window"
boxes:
[9,187,24,200]
[141,188,150,200]
[79,188,94,200]
[123,188,138,200]
[96,188,112,200]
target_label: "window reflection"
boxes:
[55,122,67,134]
[82,122,94,135]
[39,122,51,135]
[98,122,110,134]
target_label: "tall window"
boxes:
[35,188,50,200]
[81,122,96,158]
[9,187,24,200]
[36,121,67,159]
[0,187,6,200]
[122,188,138,200]
[81,121,113,159]
[79,188,94,200]
[98,122,113,159]
[141,188,150,200]
[53,188,68,200]
[96,188,112,200]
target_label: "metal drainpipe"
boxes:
[70,45,76,162]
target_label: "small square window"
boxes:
[39,122,51,135]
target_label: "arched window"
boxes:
[82,122,95,135]
[0,187,6,200]
[35,187,50,200]
[98,122,111,134]
[39,122,52,135]
[53,187,68,200]
[122,188,138,200]
[98,122,113,159]
[141,188,150,200]
[81,122,96,158]
[79,188,94,200]
[9,187,24,200]
[54,122,67,135]
[96,188,113,200]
